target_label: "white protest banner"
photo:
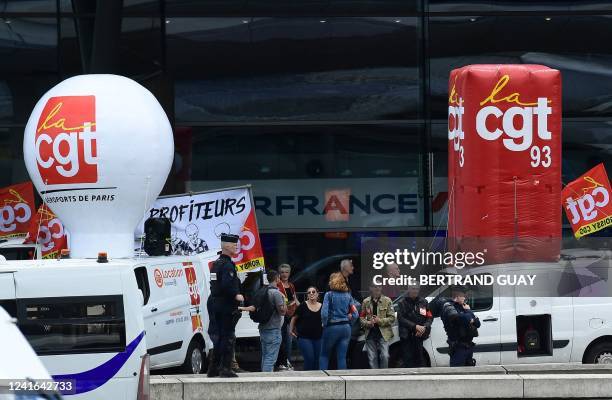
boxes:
[136,186,265,273]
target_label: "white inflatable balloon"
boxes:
[23,75,174,258]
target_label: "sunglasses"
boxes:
[307,290,317,294]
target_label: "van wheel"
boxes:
[182,340,205,374]
[585,342,612,364]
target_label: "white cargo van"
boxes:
[0,259,149,400]
[0,252,216,399]
[364,258,612,367]
[135,251,217,373]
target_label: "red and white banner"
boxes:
[0,182,35,239]
[562,163,612,238]
[448,64,562,263]
[25,204,68,259]
[137,186,265,273]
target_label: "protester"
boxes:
[320,272,359,370]
[275,263,299,371]
[289,286,322,370]
[241,269,286,372]
[206,234,243,378]
[339,258,362,302]
[397,285,432,368]
[360,283,395,369]
[382,263,402,299]
[441,285,480,367]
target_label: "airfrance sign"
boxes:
[190,178,422,230]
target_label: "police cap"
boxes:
[220,233,239,243]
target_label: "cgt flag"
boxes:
[25,204,68,259]
[137,186,265,273]
[0,182,35,239]
[562,163,612,238]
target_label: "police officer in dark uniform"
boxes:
[441,285,481,367]
[207,233,243,378]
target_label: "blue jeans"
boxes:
[298,337,321,370]
[319,324,351,370]
[260,328,282,372]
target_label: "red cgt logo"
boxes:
[35,96,98,185]
[154,268,163,288]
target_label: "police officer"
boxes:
[441,285,481,367]
[207,233,243,378]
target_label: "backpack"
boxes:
[524,326,540,352]
[249,286,275,324]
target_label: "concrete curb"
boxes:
[179,376,345,400]
[521,373,612,398]
[343,374,522,399]
[151,364,612,400]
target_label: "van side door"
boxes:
[142,263,188,368]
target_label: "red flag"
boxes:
[562,163,612,238]
[231,208,265,273]
[25,204,67,259]
[0,182,35,239]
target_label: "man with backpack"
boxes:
[241,269,287,372]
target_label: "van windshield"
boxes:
[0,246,37,260]
[16,295,126,355]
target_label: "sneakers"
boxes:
[275,362,294,372]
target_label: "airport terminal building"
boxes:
[1,1,611,287]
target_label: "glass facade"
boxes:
[2,1,611,290]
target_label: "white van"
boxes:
[0,259,149,400]
[135,251,216,374]
[0,253,216,399]
[366,257,612,367]
[0,306,61,400]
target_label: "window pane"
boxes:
[429,15,612,119]
[428,1,612,12]
[563,120,612,182]
[120,17,162,76]
[0,0,56,13]
[18,296,126,355]
[60,17,161,78]
[165,1,419,16]
[169,17,420,122]
[170,124,424,230]
[0,18,57,123]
